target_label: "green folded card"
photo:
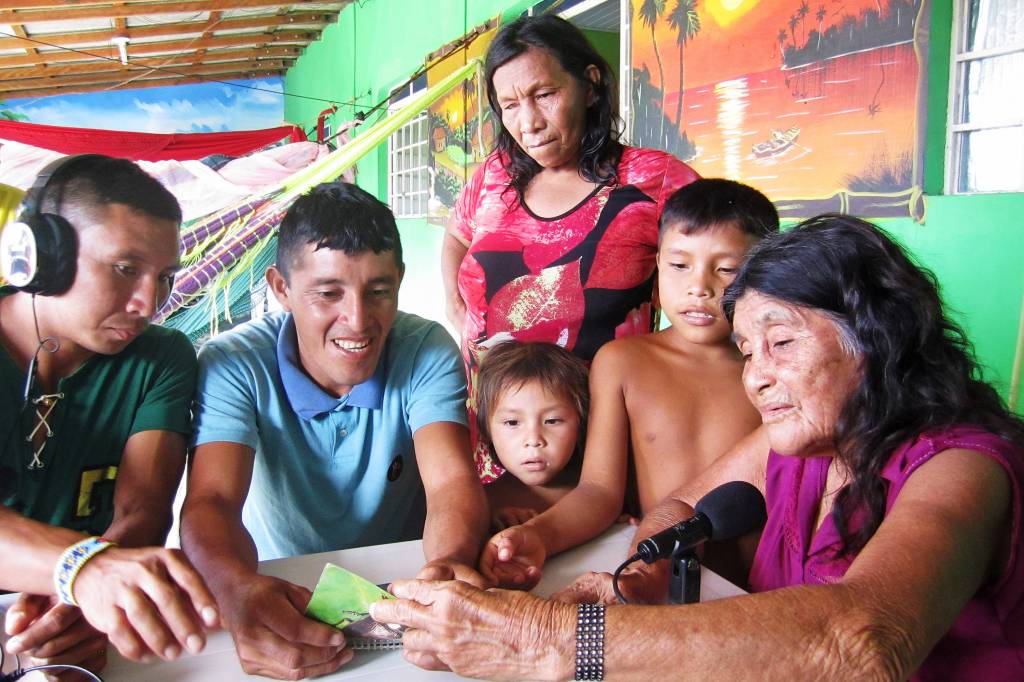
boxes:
[305,563,405,650]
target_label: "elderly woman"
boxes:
[443,15,699,481]
[375,214,1023,680]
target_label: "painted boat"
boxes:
[753,126,801,158]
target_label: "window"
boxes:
[947,0,1024,193]
[387,75,431,218]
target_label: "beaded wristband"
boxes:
[575,602,605,681]
[54,536,116,606]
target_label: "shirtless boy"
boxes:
[480,179,779,588]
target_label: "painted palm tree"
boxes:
[816,5,827,49]
[667,0,700,132]
[788,14,799,47]
[798,1,811,43]
[777,28,788,58]
[1,101,26,121]
[639,0,668,144]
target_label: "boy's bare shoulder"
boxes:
[594,333,664,364]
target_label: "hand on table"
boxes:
[416,559,490,589]
[219,573,352,679]
[42,546,219,663]
[551,564,669,605]
[478,525,546,590]
[370,578,574,681]
[4,593,107,680]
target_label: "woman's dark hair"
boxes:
[276,181,402,279]
[476,341,590,468]
[484,15,623,203]
[659,178,780,243]
[722,213,1024,556]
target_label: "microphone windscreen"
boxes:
[693,481,767,541]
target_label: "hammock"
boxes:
[160,58,482,342]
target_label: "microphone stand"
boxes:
[668,548,701,605]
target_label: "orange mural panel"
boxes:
[630,0,927,219]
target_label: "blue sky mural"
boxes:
[5,77,285,133]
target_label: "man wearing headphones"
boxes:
[0,155,218,676]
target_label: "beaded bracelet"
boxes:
[54,536,116,606]
[575,602,605,681]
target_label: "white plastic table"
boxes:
[1,524,744,680]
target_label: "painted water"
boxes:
[666,42,920,201]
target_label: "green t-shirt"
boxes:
[1,322,197,535]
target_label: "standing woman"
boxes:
[444,15,699,481]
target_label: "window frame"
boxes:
[945,0,1024,194]
[386,79,431,219]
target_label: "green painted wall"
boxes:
[285,0,1023,409]
[284,0,530,336]
[878,0,1024,407]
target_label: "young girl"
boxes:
[476,341,589,531]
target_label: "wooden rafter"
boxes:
[0,1,348,24]
[5,71,286,100]
[0,44,302,69]
[2,60,288,94]
[0,48,298,79]
[0,1,346,100]
[0,12,336,51]
[0,30,315,70]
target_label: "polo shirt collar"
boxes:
[276,314,386,419]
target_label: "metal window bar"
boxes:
[946,0,1024,193]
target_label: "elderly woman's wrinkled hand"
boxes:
[552,565,669,606]
[371,579,574,681]
[416,559,492,590]
[478,525,546,590]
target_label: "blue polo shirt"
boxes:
[193,310,468,560]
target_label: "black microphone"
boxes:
[634,481,767,564]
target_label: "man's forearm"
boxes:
[0,506,85,594]
[423,484,488,565]
[180,498,259,600]
[104,504,174,548]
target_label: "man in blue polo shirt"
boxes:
[181,182,488,680]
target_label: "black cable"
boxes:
[611,553,641,605]
[2,661,104,681]
[24,295,59,403]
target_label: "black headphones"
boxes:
[1,154,108,296]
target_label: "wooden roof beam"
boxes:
[0,30,315,68]
[0,1,350,24]
[1,60,288,93]
[0,12,336,50]
[0,43,302,68]
[0,48,297,78]
[3,71,287,101]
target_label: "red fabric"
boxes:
[451,146,700,482]
[0,120,306,162]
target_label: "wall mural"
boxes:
[4,77,285,135]
[424,26,498,224]
[630,0,928,219]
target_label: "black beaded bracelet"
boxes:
[575,602,605,681]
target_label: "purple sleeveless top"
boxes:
[749,426,1024,680]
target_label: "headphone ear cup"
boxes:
[16,213,77,296]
